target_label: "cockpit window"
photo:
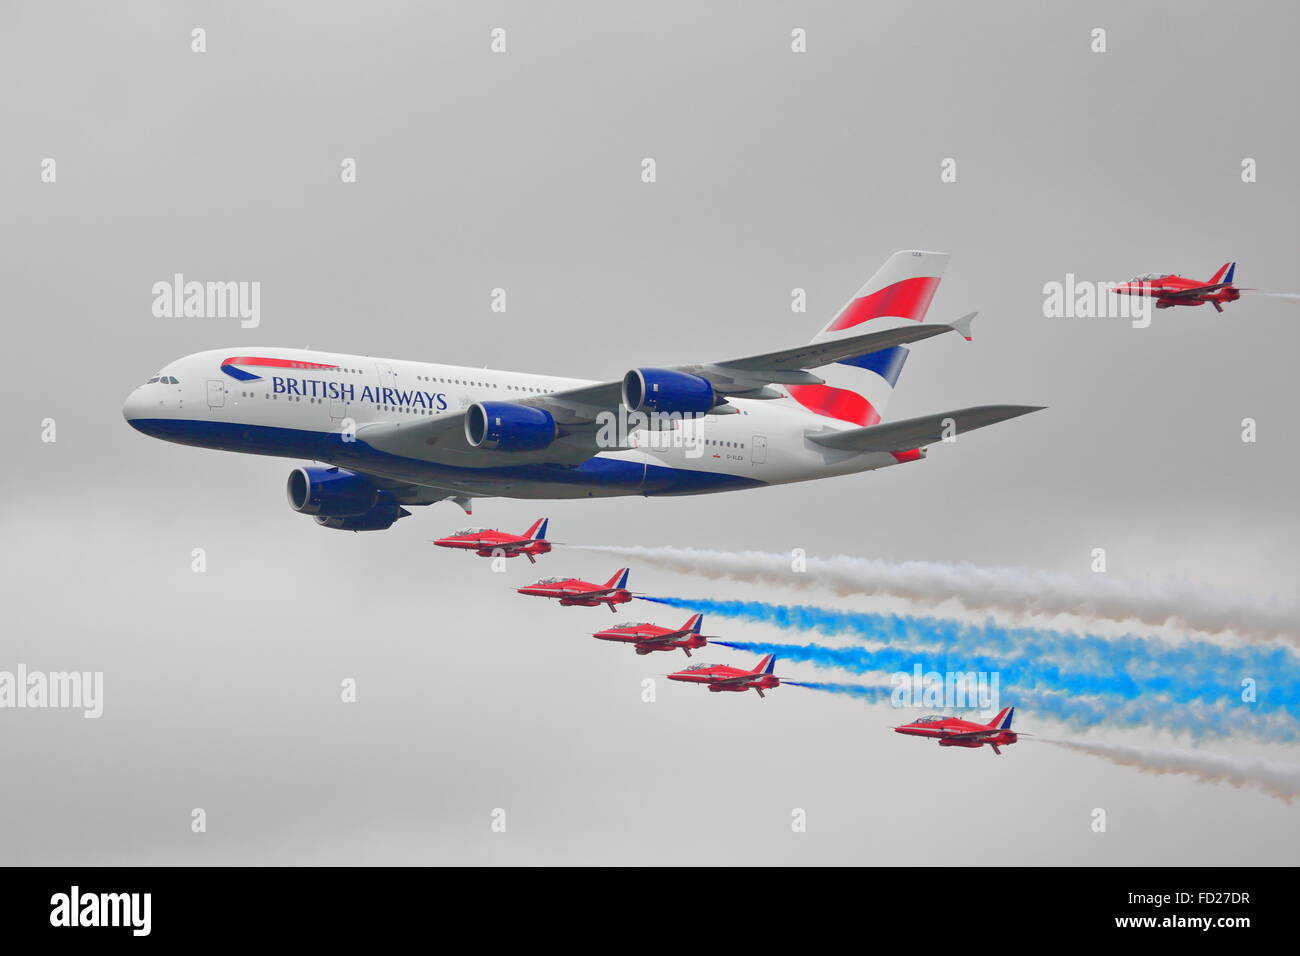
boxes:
[914,715,950,723]
[534,577,567,584]
[452,528,487,535]
[682,663,716,671]
[1133,272,1170,281]
[147,377,160,384]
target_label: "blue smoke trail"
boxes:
[782,681,892,703]
[702,608,1300,743]
[657,597,1300,715]
[775,666,1294,741]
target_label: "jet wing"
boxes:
[710,672,761,686]
[332,468,479,507]
[940,729,1001,741]
[1158,282,1231,297]
[638,629,692,645]
[940,728,1029,740]
[353,319,975,469]
[807,405,1044,453]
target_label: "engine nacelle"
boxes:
[314,495,409,532]
[286,466,378,517]
[622,368,716,414]
[465,402,557,451]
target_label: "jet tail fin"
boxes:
[684,613,703,634]
[1209,261,1236,286]
[523,517,549,541]
[753,653,777,675]
[604,568,630,590]
[987,706,1015,730]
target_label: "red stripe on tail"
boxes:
[786,384,881,427]
[826,276,940,332]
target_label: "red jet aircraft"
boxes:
[517,568,632,612]
[593,613,710,656]
[433,518,550,563]
[1112,262,1240,312]
[667,653,780,698]
[893,706,1020,755]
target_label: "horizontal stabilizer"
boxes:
[807,405,1045,452]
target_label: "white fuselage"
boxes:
[122,347,912,501]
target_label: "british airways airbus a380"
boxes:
[123,251,1043,531]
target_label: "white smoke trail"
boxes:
[573,545,1300,642]
[1243,291,1300,301]
[1037,738,1300,803]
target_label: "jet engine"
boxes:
[313,494,410,531]
[287,466,411,531]
[622,368,717,414]
[464,402,557,451]
[287,466,378,516]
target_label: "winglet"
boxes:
[949,311,976,342]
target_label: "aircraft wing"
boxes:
[638,629,691,645]
[351,319,975,470]
[1159,282,1231,297]
[807,405,1044,453]
[940,728,1024,741]
[330,467,480,508]
[710,673,761,686]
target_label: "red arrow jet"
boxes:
[893,706,1020,755]
[1112,262,1240,312]
[593,613,710,656]
[667,653,781,698]
[517,568,632,612]
[433,517,550,563]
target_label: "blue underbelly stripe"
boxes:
[125,418,767,496]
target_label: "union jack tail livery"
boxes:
[786,250,955,428]
[1209,261,1236,286]
[989,705,1015,730]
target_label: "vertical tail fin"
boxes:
[604,568,630,590]
[1209,261,1236,285]
[753,654,777,675]
[684,613,703,634]
[987,706,1014,730]
[786,250,950,426]
[523,517,549,541]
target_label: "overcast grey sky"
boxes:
[2,1,1297,865]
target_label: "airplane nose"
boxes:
[122,387,147,424]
